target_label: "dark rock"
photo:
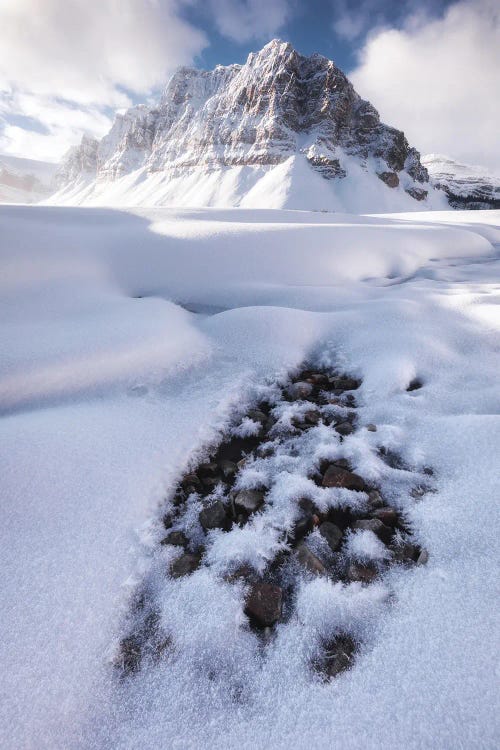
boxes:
[319,521,343,552]
[287,381,313,399]
[170,553,201,578]
[407,377,423,392]
[162,514,174,531]
[391,542,421,564]
[367,489,385,509]
[182,473,202,491]
[347,562,378,583]
[322,465,366,491]
[371,506,399,527]
[199,500,227,531]
[244,582,283,627]
[353,518,393,544]
[317,634,356,679]
[366,423,377,432]
[377,171,399,188]
[327,506,354,530]
[304,409,320,425]
[161,530,188,547]
[306,372,329,385]
[224,563,256,583]
[201,476,223,491]
[331,377,360,391]
[198,462,218,477]
[296,542,326,575]
[405,187,428,201]
[290,510,314,542]
[264,416,276,432]
[247,409,267,425]
[234,489,265,514]
[172,491,185,507]
[335,421,354,436]
[379,448,406,469]
[218,459,237,478]
[256,442,274,458]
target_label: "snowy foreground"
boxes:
[1,205,499,749]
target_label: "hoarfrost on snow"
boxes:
[0,204,499,749]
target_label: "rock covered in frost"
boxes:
[234,489,265,514]
[322,465,366,491]
[244,582,283,627]
[295,542,326,575]
[199,500,227,531]
[319,521,343,552]
[170,553,201,578]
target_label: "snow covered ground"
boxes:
[1,205,499,749]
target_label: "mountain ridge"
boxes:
[52,39,440,211]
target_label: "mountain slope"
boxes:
[0,155,57,204]
[52,40,441,212]
[422,154,500,210]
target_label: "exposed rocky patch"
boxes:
[116,364,432,683]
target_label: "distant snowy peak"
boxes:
[0,154,57,204]
[422,154,500,210]
[54,39,435,211]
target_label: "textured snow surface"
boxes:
[0,205,499,749]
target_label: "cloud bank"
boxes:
[349,0,500,171]
[0,0,208,160]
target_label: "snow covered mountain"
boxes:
[52,40,441,212]
[0,154,57,204]
[422,154,500,210]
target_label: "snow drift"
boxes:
[1,204,499,749]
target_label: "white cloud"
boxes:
[0,93,114,161]
[0,0,208,160]
[349,0,500,171]
[207,0,291,43]
[0,0,207,106]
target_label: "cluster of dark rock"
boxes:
[117,366,430,681]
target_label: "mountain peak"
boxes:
[54,42,434,211]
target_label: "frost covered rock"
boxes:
[53,40,434,210]
[161,530,187,547]
[244,582,283,627]
[170,553,201,578]
[322,465,366,491]
[353,518,393,544]
[319,521,343,552]
[233,489,264,514]
[199,500,227,530]
[296,542,326,575]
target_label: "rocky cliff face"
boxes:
[55,40,433,209]
[422,154,500,210]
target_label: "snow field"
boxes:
[0,205,499,749]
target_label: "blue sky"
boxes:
[0,0,498,169]
[185,0,455,73]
